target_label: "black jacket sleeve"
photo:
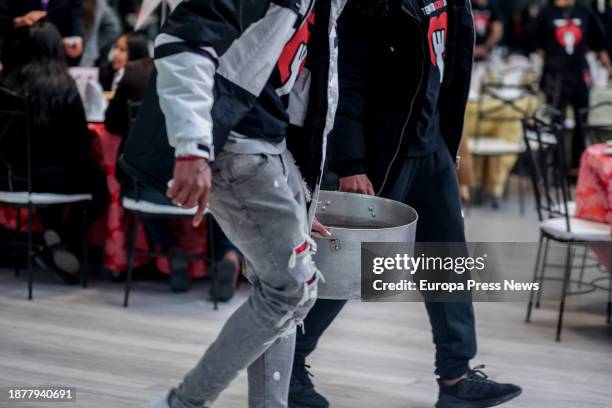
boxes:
[587,7,607,52]
[438,0,475,159]
[328,8,369,178]
[0,0,13,38]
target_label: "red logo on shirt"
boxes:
[473,11,492,37]
[554,18,583,55]
[428,11,448,82]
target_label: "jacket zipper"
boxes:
[377,8,427,196]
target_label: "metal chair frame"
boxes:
[522,116,611,341]
[0,87,90,300]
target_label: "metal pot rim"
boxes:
[317,191,419,231]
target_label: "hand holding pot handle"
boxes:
[312,217,332,239]
[338,174,375,196]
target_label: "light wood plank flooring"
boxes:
[1,198,611,408]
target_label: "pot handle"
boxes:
[311,232,342,252]
[329,237,342,252]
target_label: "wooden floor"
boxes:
[1,198,612,408]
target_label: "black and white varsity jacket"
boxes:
[120,0,346,194]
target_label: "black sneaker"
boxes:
[169,256,191,293]
[289,364,329,408]
[436,366,522,408]
[40,230,80,285]
[209,259,238,302]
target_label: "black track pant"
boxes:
[294,147,477,380]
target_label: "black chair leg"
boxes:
[556,243,573,342]
[608,246,611,324]
[81,204,89,289]
[536,237,551,309]
[526,233,544,323]
[123,214,138,307]
[207,213,218,311]
[577,246,588,289]
[518,175,526,216]
[15,207,21,277]
[27,205,33,301]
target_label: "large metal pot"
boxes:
[313,191,418,300]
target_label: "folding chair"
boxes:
[0,87,92,300]
[522,116,612,341]
[580,101,612,147]
[469,80,540,212]
[120,101,219,308]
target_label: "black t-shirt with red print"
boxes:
[527,3,607,86]
[472,2,501,46]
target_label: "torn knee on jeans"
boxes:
[288,236,318,269]
[274,273,319,338]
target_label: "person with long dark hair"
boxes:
[1,22,107,284]
[99,31,150,91]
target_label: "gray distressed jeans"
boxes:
[167,149,319,408]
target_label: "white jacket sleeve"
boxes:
[154,33,217,160]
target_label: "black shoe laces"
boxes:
[468,365,489,381]
[461,365,498,396]
[292,364,316,389]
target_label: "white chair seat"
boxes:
[122,196,200,216]
[469,137,526,156]
[550,201,576,216]
[540,216,612,242]
[0,191,92,205]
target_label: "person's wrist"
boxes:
[176,155,207,162]
[174,140,212,161]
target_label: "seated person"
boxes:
[107,49,243,298]
[104,31,153,137]
[0,22,107,283]
[209,217,243,302]
[0,0,85,62]
[121,186,243,299]
[99,31,149,92]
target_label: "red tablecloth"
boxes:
[0,124,208,277]
[576,144,612,226]
[576,144,612,269]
